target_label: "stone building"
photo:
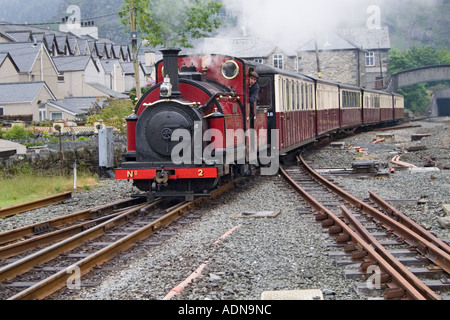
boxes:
[196,27,391,90]
[296,31,366,87]
[339,27,391,90]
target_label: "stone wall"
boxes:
[0,134,127,176]
[298,49,366,87]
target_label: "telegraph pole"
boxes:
[314,39,322,78]
[130,1,141,101]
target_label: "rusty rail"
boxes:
[369,191,450,257]
[297,155,450,275]
[279,165,431,300]
[0,203,148,259]
[0,192,72,218]
[0,197,145,246]
[5,179,237,300]
[280,157,450,300]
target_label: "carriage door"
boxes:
[282,78,292,148]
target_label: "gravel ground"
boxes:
[0,117,449,302]
[302,117,450,241]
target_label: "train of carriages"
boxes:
[115,48,404,200]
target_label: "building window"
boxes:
[365,52,375,67]
[39,105,47,122]
[273,54,283,69]
[39,110,46,122]
[254,59,264,64]
[58,74,65,82]
[0,106,4,116]
[50,112,63,121]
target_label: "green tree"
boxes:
[87,99,134,133]
[119,0,223,48]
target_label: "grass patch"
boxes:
[0,173,98,209]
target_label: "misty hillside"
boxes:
[0,0,448,49]
[384,0,450,49]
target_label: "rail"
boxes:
[279,156,450,300]
[0,192,72,218]
[1,179,238,300]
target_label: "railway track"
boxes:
[0,180,237,300]
[280,155,450,300]
[0,192,73,218]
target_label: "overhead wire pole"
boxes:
[130,1,142,101]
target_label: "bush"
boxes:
[4,126,34,139]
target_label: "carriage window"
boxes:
[300,83,304,110]
[307,84,311,110]
[257,76,273,108]
[289,81,295,111]
[292,82,296,110]
[306,85,309,110]
[286,81,290,111]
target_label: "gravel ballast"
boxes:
[1,117,449,301]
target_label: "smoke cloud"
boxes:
[219,0,443,51]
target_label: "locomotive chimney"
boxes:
[160,48,182,98]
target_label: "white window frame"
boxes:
[0,106,4,116]
[365,52,375,67]
[39,105,47,122]
[50,112,63,121]
[254,58,264,64]
[273,54,283,69]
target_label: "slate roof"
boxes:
[0,53,8,65]
[120,61,136,75]
[52,55,92,72]
[85,83,129,99]
[47,96,107,115]
[100,59,120,74]
[339,27,391,50]
[0,82,55,104]
[0,22,69,38]
[0,52,19,71]
[199,37,295,58]
[5,31,33,42]
[138,55,155,76]
[298,31,359,51]
[0,42,41,72]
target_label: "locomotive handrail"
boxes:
[199,91,237,111]
[143,99,201,108]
